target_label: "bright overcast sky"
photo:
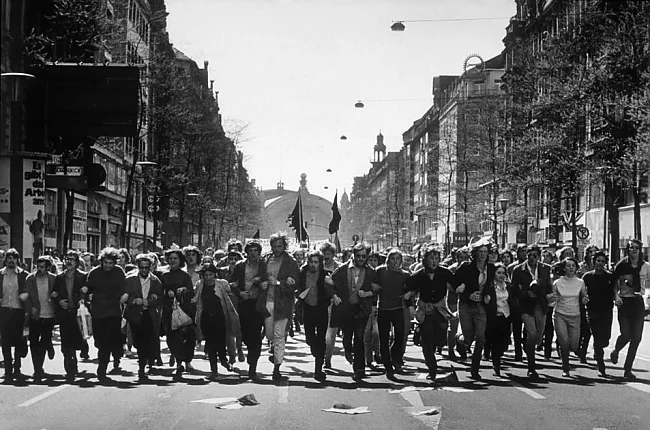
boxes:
[166,0,514,202]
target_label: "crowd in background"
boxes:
[0,235,648,386]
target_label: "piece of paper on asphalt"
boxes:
[192,397,238,405]
[412,408,440,416]
[323,406,371,415]
[217,402,244,410]
[388,386,436,394]
[356,388,372,392]
[441,387,473,393]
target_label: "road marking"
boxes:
[277,381,289,403]
[400,390,424,407]
[19,385,68,407]
[510,382,545,400]
[626,382,650,394]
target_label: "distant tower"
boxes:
[373,131,386,163]
[299,173,308,193]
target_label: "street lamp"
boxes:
[498,197,509,249]
[390,17,509,31]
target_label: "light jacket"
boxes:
[192,279,241,341]
[24,272,57,319]
[259,252,300,320]
[511,261,553,315]
[328,261,378,327]
[0,266,28,306]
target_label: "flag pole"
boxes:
[298,188,303,244]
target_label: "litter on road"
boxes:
[323,404,371,415]
[412,408,440,416]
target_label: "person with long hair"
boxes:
[550,257,589,377]
[484,263,517,378]
[610,239,649,380]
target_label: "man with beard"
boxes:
[328,242,379,382]
[231,240,267,381]
[0,249,28,383]
[298,250,330,382]
[24,256,57,382]
[81,247,127,383]
[52,250,87,382]
[404,245,453,383]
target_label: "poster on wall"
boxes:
[0,215,10,250]
[23,159,46,266]
[0,158,10,213]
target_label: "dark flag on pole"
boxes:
[253,229,260,239]
[328,192,342,235]
[287,192,308,241]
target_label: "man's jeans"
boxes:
[522,306,546,371]
[459,301,487,373]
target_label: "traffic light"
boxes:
[84,162,107,191]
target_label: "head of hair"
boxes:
[99,247,120,263]
[557,245,574,260]
[244,240,263,254]
[5,248,20,259]
[306,250,324,267]
[182,245,203,261]
[592,251,608,264]
[493,262,507,273]
[269,232,289,249]
[213,249,226,260]
[36,255,52,269]
[422,243,442,262]
[526,244,541,255]
[227,250,243,261]
[135,253,153,267]
[227,239,244,252]
[627,239,643,252]
[118,248,131,263]
[319,241,337,255]
[562,257,580,271]
[165,249,186,265]
[584,245,599,256]
[385,248,403,265]
[352,242,370,257]
[65,250,80,266]
[198,263,219,276]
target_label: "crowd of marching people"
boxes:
[0,234,648,386]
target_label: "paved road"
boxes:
[1,313,648,430]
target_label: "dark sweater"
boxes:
[406,267,453,304]
[583,270,615,312]
[86,266,126,319]
[376,266,410,310]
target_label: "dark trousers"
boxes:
[511,310,524,359]
[166,325,196,365]
[578,304,591,359]
[1,308,26,376]
[378,308,405,371]
[614,296,645,372]
[587,307,613,367]
[28,318,55,374]
[202,312,227,371]
[92,316,122,377]
[303,303,328,371]
[132,312,155,372]
[239,300,264,369]
[342,316,368,374]
[490,315,511,372]
[543,307,554,357]
[59,311,83,377]
[419,311,447,377]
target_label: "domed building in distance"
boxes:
[260,174,341,242]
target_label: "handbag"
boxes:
[171,297,193,330]
[120,305,128,334]
[76,301,93,339]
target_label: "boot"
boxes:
[561,348,571,377]
[248,363,257,381]
[272,364,282,381]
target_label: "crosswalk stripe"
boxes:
[626,382,650,394]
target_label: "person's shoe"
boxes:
[536,344,543,352]
[33,371,43,384]
[248,365,257,381]
[2,373,13,384]
[47,345,55,360]
[469,371,482,381]
[579,354,588,364]
[173,366,184,381]
[98,375,112,385]
[562,370,571,378]
[207,372,220,382]
[237,348,246,363]
[65,374,75,383]
[138,370,149,382]
[624,371,637,380]
[352,372,366,382]
[155,357,163,367]
[527,370,539,380]
[493,369,502,379]
[169,356,176,367]
[324,360,332,370]
[447,350,458,362]
[456,343,467,361]
[393,363,404,374]
[609,350,618,365]
[314,371,327,382]
[185,362,194,372]
[386,370,396,380]
[597,365,607,378]
[221,361,233,372]
[272,365,282,381]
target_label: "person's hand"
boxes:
[325,275,334,285]
[456,284,465,294]
[120,293,129,304]
[240,291,250,300]
[358,290,372,298]
[332,294,342,306]
[409,306,416,319]
[133,298,143,306]
[470,291,481,302]
[18,292,29,302]
[252,277,261,284]
[142,299,148,307]
[403,291,413,301]
[80,286,88,294]
[167,290,175,298]
[483,295,491,304]
[581,295,589,305]
[287,277,296,286]
[614,297,622,307]
[31,307,39,318]
[150,294,157,301]
[50,291,59,299]
[59,299,70,310]
[528,290,538,298]
[176,287,186,295]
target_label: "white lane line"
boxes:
[19,385,68,407]
[400,390,424,407]
[510,382,545,400]
[277,382,289,403]
[626,382,650,394]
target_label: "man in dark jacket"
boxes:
[231,240,267,380]
[298,250,331,382]
[328,242,379,382]
[510,244,553,379]
[0,248,28,383]
[82,247,127,383]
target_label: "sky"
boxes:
[165,0,514,203]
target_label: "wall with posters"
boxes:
[0,158,10,250]
[23,159,46,266]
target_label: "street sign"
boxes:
[54,165,83,176]
[147,205,160,213]
[147,195,157,203]
[577,226,590,240]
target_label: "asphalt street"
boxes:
[1,311,648,430]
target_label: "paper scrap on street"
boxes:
[441,387,472,393]
[323,405,371,415]
[217,402,244,410]
[412,408,440,416]
[191,394,260,409]
[388,386,436,394]
[356,388,372,392]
